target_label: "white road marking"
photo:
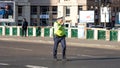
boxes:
[50,52,62,55]
[26,65,48,68]
[80,54,106,58]
[81,55,97,58]
[0,46,32,51]
[68,56,77,59]
[0,63,9,66]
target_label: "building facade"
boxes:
[58,0,87,26]
[16,0,58,26]
[1,0,120,26]
[0,0,88,26]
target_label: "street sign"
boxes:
[40,14,49,19]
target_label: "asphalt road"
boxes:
[0,40,120,68]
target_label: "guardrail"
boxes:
[0,26,120,42]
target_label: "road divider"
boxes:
[0,26,120,42]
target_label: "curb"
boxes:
[0,38,120,50]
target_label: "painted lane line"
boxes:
[26,65,48,68]
[81,54,106,58]
[0,46,32,51]
[50,52,62,55]
[0,63,9,66]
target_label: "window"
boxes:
[78,5,83,14]
[66,6,70,16]
[18,20,22,26]
[30,18,37,26]
[52,6,57,14]
[18,6,22,16]
[40,19,48,26]
[113,7,115,12]
[116,7,119,11]
[101,0,111,3]
[40,6,49,14]
[40,6,49,26]
[31,6,37,15]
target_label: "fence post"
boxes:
[41,27,44,37]
[10,26,12,36]
[50,27,53,37]
[68,28,71,38]
[17,27,20,36]
[118,30,120,42]
[94,28,98,40]
[3,26,5,36]
[106,30,110,41]
[33,27,36,36]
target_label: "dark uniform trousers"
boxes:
[53,35,66,59]
[22,28,27,37]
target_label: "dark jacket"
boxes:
[22,21,28,29]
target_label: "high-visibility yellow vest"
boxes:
[54,21,65,36]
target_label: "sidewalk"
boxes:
[0,36,120,50]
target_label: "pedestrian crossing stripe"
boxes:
[0,63,48,68]
[26,65,48,68]
[0,63,9,66]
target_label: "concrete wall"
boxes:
[58,0,87,26]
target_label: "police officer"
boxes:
[22,18,28,37]
[53,17,66,61]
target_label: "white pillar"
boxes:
[106,30,110,41]
[10,27,12,36]
[78,23,86,39]
[71,5,78,26]
[41,27,44,37]
[68,28,71,38]
[33,27,36,36]
[94,29,98,40]
[84,28,87,39]
[27,27,28,36]
[50,27,53,37]
[2,26,5,36]
[17,26,20,36]
[118,30,120,42]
